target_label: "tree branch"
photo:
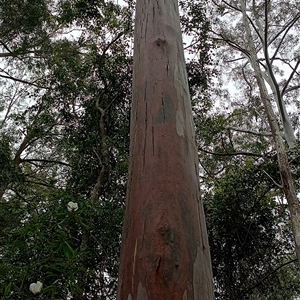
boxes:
[101,31,124,56]
[0,85,20,129]
[20,159,71,167]
[0,40,15,57]
[221,0,263,42]
[281,59,300,96]
[199,159,226,179]
[241,65,253,94]
[0,72,47,89]
[238,258,297,298]
[226,126,273,136]
[270,22,296,64]
[284,84,300,94]
[214,33,251,58]
[262,0,295,147]
[268,13,300,46]
[263,170,283,188]
[198,146,263,157]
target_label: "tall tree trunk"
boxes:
[117,0,214,299]
[241,0,300,265]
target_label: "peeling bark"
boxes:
[117,0,214,299]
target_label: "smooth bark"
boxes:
[117,0,214,299]
[241,0,300,265]
[261,0,296,147]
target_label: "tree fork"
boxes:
[117,0,214,299]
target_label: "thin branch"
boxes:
[227,127,235,149]
[221,0,241,12]
[281,59,300,96]
[248,16,263,42]
[263,170,283,188]
[198,146,263,157]
[91,94,112,203]
[0,73,47,89]
[101,31,124,56]
[241,65,253,94]
[238,258,297,298]
[284,84,300,94]
[225,56,246,63]
[24,180,55,188]
[264,0,269,41]
[268,13,300,46]
[20,159,71,167]
[257,58,267,71]
[0,85,20,129]
[13,135,34,166]
[262,0,287,127]
[226,126,273,137]
[220,0,263,41]
[199,159,226,179]
[183,37,202,51]
[0,40,14,56]
[214,33,251,57]
[13,104,45,166]
[270,22,295,63]
[104,95,119,111]
[271,57,300,76]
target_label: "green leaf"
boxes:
[4,282,12,296]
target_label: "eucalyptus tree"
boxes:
[116,0,214,299]
[190,73,300,298]
[208,0,300,264]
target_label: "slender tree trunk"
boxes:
[117,0,214,299]
[241,1,300,265]
[0,134,31,199]
[260,1,296,148]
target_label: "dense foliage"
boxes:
[0,0,132,298]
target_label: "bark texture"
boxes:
[117,0,214,299]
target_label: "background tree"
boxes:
[207,0,300,264]
[0,0,133,298]
[184,0,300,298]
